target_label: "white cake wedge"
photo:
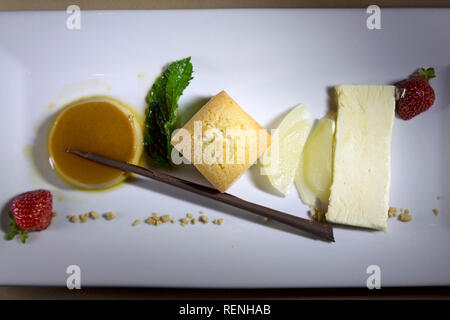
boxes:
[262,104,313,196]
[326,85,396,231]
[295,114,335,206]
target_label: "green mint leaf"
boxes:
[144,57,193,165]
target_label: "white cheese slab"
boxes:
[326,85,396,231]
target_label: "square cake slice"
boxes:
[326,85,396,231]
[171,91,271,193]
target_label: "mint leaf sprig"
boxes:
[144,57,194,166]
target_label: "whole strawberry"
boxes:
[395,67,436,120]
[7,189,53,243]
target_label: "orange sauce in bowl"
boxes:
[48,96,142,189]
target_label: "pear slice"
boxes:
[295,115,335,206]
[262,105,313,196]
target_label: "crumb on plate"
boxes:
[89,211,100,220]
[104,212,116,220]
[180,217,189,226]
[398,210,412,222]
[199,215,209,224]
[388,207,398,218]
[68,215,79,223]
[79,213,89,223]
[161,215,171,223]
[308,207,326,222]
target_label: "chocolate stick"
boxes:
[66,149,334,242]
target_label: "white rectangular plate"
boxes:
[0,9,449,287]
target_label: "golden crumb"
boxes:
[104,212,116,220]
[191,218,198,225]
[388,207,394,218]
[79,214,89,223]
[388,207,398,217]
[199,215,209,224]
[51,212,58,217]
[398,211,412,222]
[160,215,171,223]
[132,219,141,226]
[145,217,152,224]
[170,219,176,224]
[263,217,269,221]
[155,220,162,226]
[404,209,410,215]
[89,211,100,220]
[199,210,205,215]
[186,213,193,219]
[437,196,442,200]
[152,212,158,217]
[308,207,326,222]
[68,215,79,223]
[432,209,440,216]
[215,218,224,226]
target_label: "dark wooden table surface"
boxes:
[1,286,450,299]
